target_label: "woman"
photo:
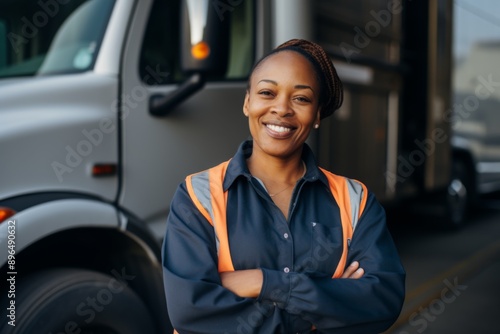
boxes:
[162,39,405,333]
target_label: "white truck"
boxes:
[0,0,462,333]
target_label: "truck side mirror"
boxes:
[150,0,230,117]
[180,0,230,74]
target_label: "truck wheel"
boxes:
[1,268,157,334]
[445,160,471,228]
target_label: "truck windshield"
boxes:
[0,0,115,78]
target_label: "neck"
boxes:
[247,150,305,184]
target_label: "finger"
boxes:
[341,261,359,278]
[349,268,364,279]
[219,271,234,286]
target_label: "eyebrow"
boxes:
[295,84,315,93]
[258,80,315,93]
[258,79,277,85]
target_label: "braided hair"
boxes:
[248,39,343,119]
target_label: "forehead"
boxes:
[251,51,318,84]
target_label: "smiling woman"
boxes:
[243,51,322,217]
[162,39,406,334]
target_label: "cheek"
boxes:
[298,108,320,125]
[246,109,261,130]
[246,101,269,122]
[247,98,267,112]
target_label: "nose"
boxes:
[271,95,293,117]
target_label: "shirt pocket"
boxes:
[305,222,343,275]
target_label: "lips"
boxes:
[264,122,296,138]
[266,124,291,133]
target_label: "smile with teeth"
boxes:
[266,124,292,133]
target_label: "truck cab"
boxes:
[0,0,257,332]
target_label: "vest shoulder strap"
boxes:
[185,160,234,272]
[319,167,368,277]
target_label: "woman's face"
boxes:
[243,51,321,160]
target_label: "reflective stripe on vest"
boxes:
[319,167,368,278]
[185,160,368,277]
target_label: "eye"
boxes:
[294,96,312,103]
[258,90,274,97]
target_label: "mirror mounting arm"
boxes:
[149,73,205,117]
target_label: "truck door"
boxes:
[118,0,255,237]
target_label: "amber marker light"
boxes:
[0,207,16,223]
[191,41,210,60]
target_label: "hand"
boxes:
[341,261,364,279]
[220,269,263,298]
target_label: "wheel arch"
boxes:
[0,197,171,333]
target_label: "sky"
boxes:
[453,0,500,59]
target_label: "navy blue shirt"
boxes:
[162,140,405,333]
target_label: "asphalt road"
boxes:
[384,193,500,334]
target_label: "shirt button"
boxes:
[283,233,289,239]
[284,267,290,273]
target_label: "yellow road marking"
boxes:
[385,239,500,333]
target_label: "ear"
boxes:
[315,108,321,125]
[243,91,250,117]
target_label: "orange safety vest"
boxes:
[185,160,368,278]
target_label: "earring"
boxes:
[314,124,319,129]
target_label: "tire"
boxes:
[0,268,157,334]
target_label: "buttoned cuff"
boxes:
[258,268,292,309]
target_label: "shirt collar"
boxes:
[223,139,329,191]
